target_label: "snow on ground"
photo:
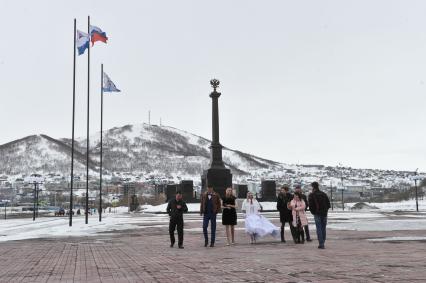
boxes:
[143,199,426,213]
[0,206,139,242]
[0,215,191,242]
[258,202,276,211]
[0,215,138,242]
[1,201,426,243]
[367,236,426,242]
[142,203,201,213]
[327,216,426,231]
[346,199,426,211]
[141,202,281,213]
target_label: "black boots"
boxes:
[280,227,286,243]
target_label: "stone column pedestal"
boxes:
[201,79,232,198]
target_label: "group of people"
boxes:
[166,181,330,250]
[277,182,331,248]
[277,185,311,244]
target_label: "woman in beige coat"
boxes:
[288,192,308,244]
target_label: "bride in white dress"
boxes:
[241,192,280,244]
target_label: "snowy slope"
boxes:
[0,124,287,178]
[0,124,422,188]
[0,134,94,176]
[69,123,286,177]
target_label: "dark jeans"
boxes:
[203,213,217,244]
[280,221,295,242]
[304,225,311,240]
[314,215,327,247]
[169,216,184,246]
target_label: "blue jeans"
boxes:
[203,213,217,243]
[314,215,327,247]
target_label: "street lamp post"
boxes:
[33,182,37,221]
[127,184,130,213]
[31,178,44,221]
[330,180,334,211]
[2,200,9,220]
[339,164,345,211]
[414,169,419,212]
[36,186,40,217]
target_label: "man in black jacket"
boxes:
[308,182,331,249]
[276,185,294,243]
[294,185,312,242]
[166,191,188,249]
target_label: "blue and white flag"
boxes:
[76,30,90,55]
[103,72,121,92]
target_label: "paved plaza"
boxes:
[0,212,425,282]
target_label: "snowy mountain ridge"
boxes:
[0,123,418,188]
[0,123,282,178]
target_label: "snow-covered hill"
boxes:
[68,123,285,178]
[0,134,93,176]
[0,124,285,179]
[0,123,420,188]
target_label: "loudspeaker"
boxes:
[179,180,194,201]
[234,184,248,198]
[165,184,178,202]
[261,180,277,201]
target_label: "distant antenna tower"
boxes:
[148,110,151,126]
[160,117,162,126]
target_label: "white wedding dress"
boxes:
[242,199,280,240]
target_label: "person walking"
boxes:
[166,191,188,249]
[294,185,312,242]
[308,181,331,249]
[276,185,294,243]
[222,187,237,246]
[288,192,308,244]
[200,186,221,247]
[242,192,280,244]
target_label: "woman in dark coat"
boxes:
[222,187,237,246]
[276,185,294,242]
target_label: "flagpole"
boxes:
[85,15,90,225]
[99,63,103,222]
[70,18,76,227]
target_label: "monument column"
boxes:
[209,79,225,168]
[201,79,232,197]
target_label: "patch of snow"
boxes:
[142,203,201,213]
[328,218,426,231]
[346,199,426,212]
[367,236,426,242]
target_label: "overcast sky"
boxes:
[0,0,425,172]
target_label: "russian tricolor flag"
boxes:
[89,25,108,46]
